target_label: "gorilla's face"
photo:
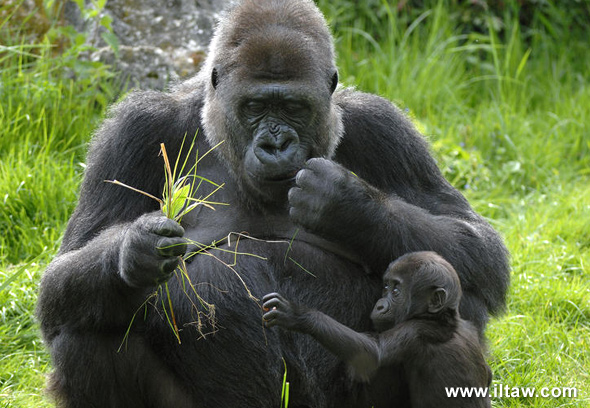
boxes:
[200,0,342,209]
[204,66,341,208]
[370,252,463,332]
[237,80,329,203]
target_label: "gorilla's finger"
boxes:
[155,273,174,285]
[262,299,279,310]
[289,187,313,210]
[263,297,285,311]
[152,217,185,237]
[295,168,312,186]
[288,187,302,203]
[263,309,281,321]
[288,206,302,223]
[159,257,180,275]
[157,237,187,257]
[262,292,282,302]
[304,157,329,172]
[264,319,277,328]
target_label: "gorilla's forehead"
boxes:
[213,0,335,81]
[235,28,323,81]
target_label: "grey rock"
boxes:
[66,0,231,89]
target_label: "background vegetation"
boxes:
[1,0,588,406]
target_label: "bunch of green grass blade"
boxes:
[108,135,225,343]
[158,139,225,343]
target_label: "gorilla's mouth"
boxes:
[266,169,300,183]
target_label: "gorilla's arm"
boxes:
[262,293,381,382]
[37,91,201,339]
[289,90,509,330]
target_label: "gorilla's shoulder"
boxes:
[333,88,429,158]
[107,78,206,123]
[94,79,206,149]
[332,88,438,190]
[334,88,409,127]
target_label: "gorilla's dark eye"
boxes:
[211,67,219,89]
[244,101,267,116]
[385,281,400,296]
[283,102,306,116]
[330,70,338,94]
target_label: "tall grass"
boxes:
[321,1,589,195]
[1,2,114,405]
[1,1,589,407]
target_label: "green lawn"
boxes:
[1,2,588,407]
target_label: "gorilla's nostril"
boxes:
[260,142,277,154]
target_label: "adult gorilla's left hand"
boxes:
[288,158,380,241]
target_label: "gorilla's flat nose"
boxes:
[254,124,300,165]
[374,299,390,313]
[269,122,281,135]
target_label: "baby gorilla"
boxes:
[263,251,492,408]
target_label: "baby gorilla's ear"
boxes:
[428,288,447,314]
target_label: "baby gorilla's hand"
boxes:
[262,293,309,332]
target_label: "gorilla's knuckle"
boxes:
[306,157,325,169]
[263,292,280,301]
[124,230,153,255]
[137,211,161,225]
[295,169,312,186]
[332,173,348,191]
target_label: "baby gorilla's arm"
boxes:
[263,293,380,381]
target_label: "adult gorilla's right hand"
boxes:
[118,212,187,287]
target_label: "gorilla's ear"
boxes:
[428,288,447,314]
[330,70,338,94]
[211,67,219,89]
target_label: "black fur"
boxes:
[263,252,492,407]
[37,0,509,407]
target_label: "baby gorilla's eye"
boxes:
[383,283,400,297]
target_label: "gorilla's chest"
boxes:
[173,199,378,329]
[174,237,378,334]
[182,202,295,241]
[181,203,367,270]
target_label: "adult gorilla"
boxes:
[37,0,509,407]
